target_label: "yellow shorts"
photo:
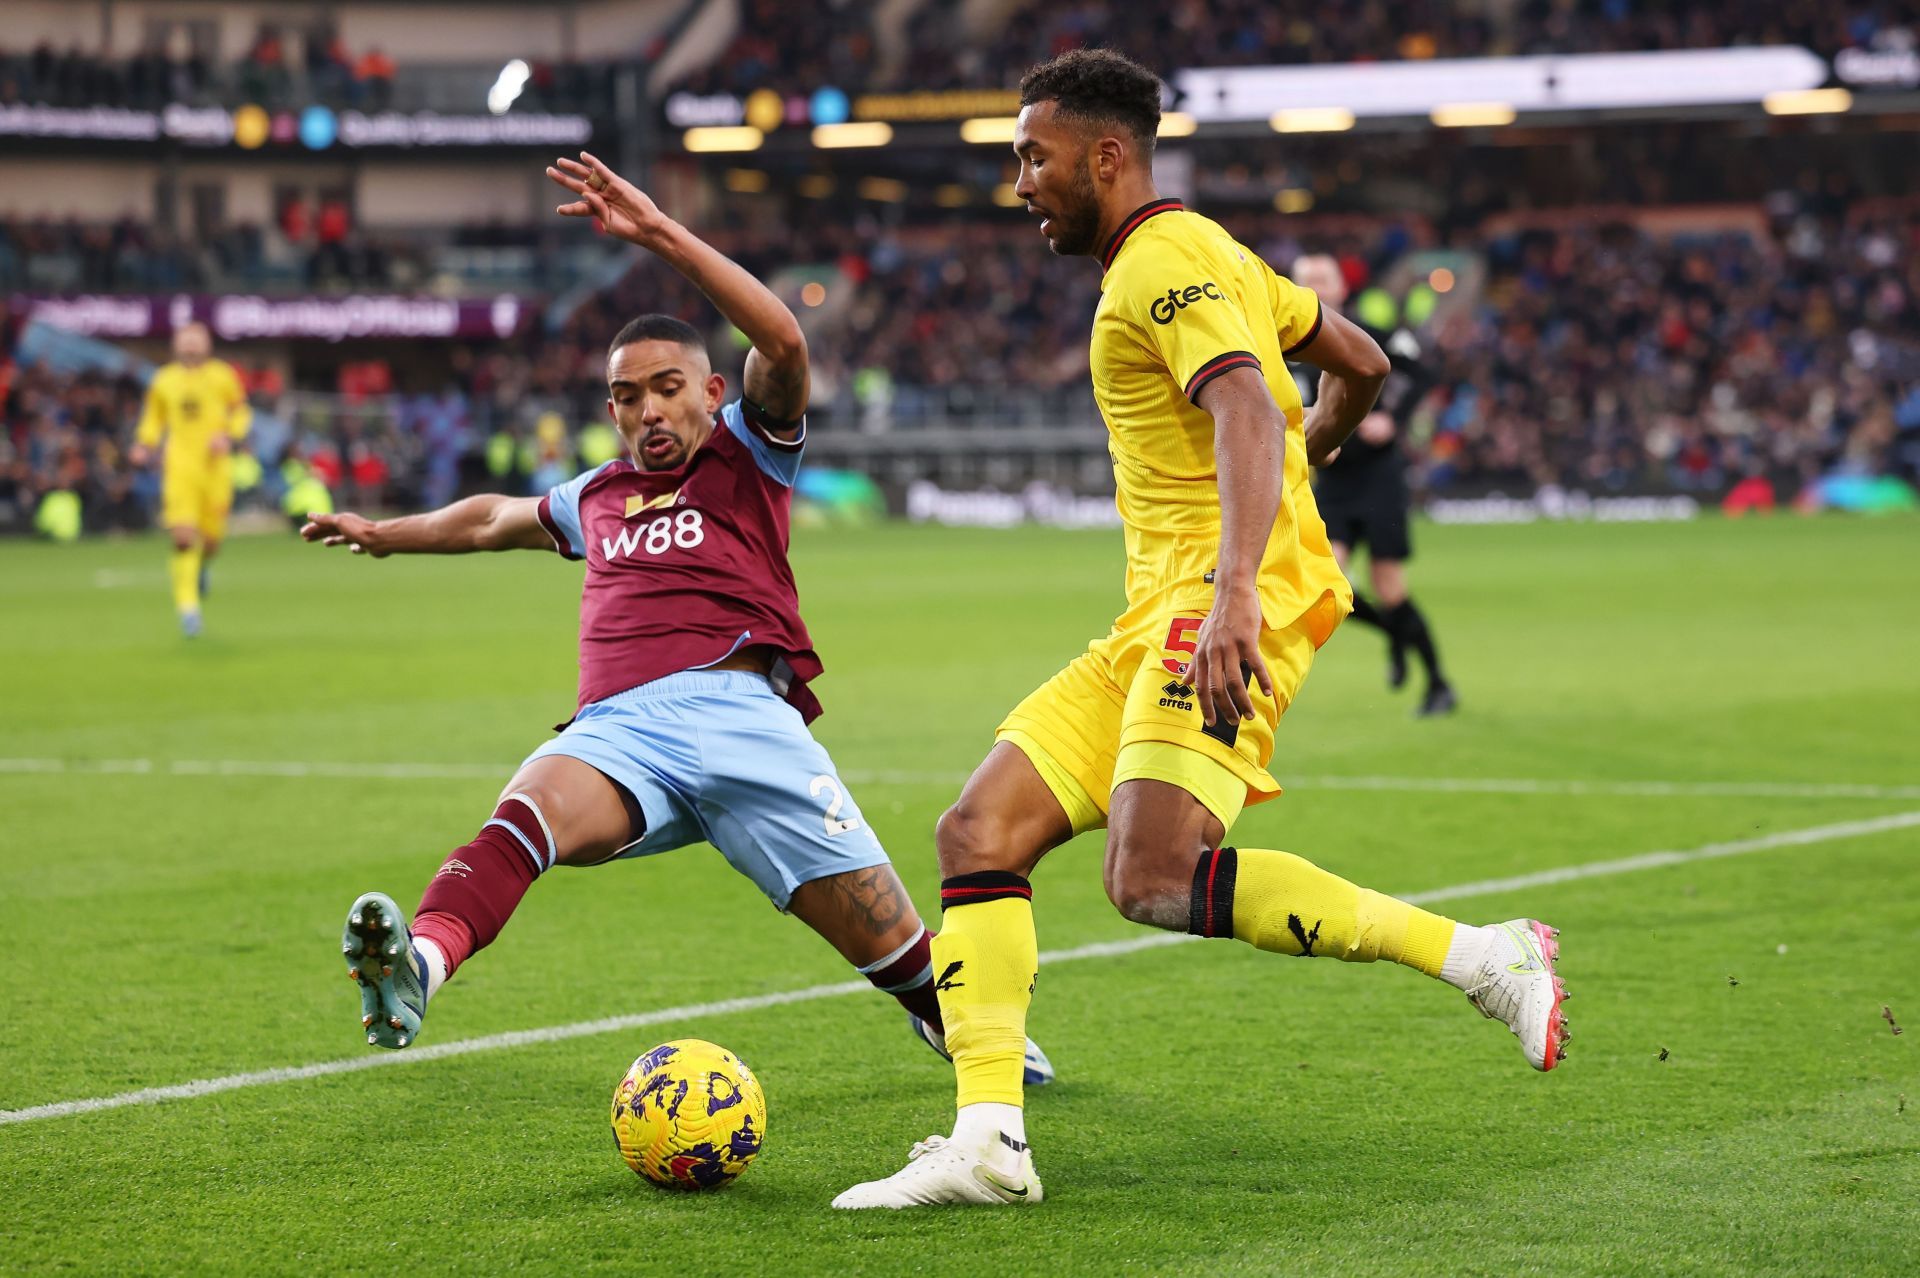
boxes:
[161,461,234,539]
[997,607,1320,837]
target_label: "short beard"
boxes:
[1047,158,1102,257]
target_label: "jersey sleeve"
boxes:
[1268,268,1325,356]
[535,462,608,561]
[1112,243,1266,404]
[720,398,805,487]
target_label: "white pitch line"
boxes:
[5,810,1916,1129]
[3,757,1917,800]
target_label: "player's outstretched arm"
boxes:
[1294,308,1390,465]
[300,495,550,557]
[546,152,809,426]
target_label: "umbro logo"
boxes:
[436,859,473,878]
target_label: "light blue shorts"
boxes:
[524,669,889,910]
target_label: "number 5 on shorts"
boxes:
[1162,616,1202,677]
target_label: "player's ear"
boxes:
[705,372,726,413]
[1094,134,1126,184]
[605,397,616,423]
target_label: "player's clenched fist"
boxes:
[301,511,387,556]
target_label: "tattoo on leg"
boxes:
[828,867,909,936]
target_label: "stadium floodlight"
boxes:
[1269,107,1356,133]
[1157,112,1197,137]
[812,122,894,148]
[724,169,770,193]
[1430,101,1516,128]
[992,183,1025,208]
[1763,88,1853,115]
[960,116,1020,144]
[683,126,765,152]
[487,60,530,115]
[935,184,970,207]
[797,175,836,198]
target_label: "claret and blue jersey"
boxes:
[535,398,823,721]
[517,398,887,910]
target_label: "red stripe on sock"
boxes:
[940,885,1033,901]
[1204,847,1222,938]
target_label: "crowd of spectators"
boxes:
[0,206,600,296]
[678,0,1916,96]
[7,186,1918,534]
[0,23,613,115]
[0,25,394,112]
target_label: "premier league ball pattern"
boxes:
[611,1039,767,1190]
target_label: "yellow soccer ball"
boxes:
[611,1039,766,1190]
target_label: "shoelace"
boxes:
[1462,962,1522,1022]
[905,1135,949,1164]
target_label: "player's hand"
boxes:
[208,434,233,458]
[1303,414,1342,467]
[128,444,152,468]
[1356,411,1396,446]
[300,511,386,557]
[547,152,668,248]
[1187,586,1274,728]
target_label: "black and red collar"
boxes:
[1100,197,1183,271]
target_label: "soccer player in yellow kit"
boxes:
[836,50,1570,1210]
[130,323,251,637]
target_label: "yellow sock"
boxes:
[932,878,1037,1109]
[1209,846,1456,978]
[169,545,203,614]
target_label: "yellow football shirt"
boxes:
[136,359,251,473]
[1090,198,1351,644]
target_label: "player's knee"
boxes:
[1101,836,1191,930]
[935,800,1016,878]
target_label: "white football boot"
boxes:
[832,1134,1043,1209]
[1459,918,1570,1070]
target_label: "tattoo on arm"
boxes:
[828,866,909,937]
[744,348,808,424]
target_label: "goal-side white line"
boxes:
[4,809,1915,1129]
[3,757,1916,800]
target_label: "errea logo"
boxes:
[1150,281,1223,324]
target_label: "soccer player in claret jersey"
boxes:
[835,51,1568,1210]
[300,151,1051,1086]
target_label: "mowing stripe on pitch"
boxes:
[5,809,1917,1128]
[4,756,1917,800]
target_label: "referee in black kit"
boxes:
[1291,254,1456,717]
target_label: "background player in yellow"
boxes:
[837,50,1571,1210]
[130,323,251,637]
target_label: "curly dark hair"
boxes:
[1018,48,1162,151]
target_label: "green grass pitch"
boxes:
[2,514,1916,1275]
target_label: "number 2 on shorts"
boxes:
[809,774,862,836]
